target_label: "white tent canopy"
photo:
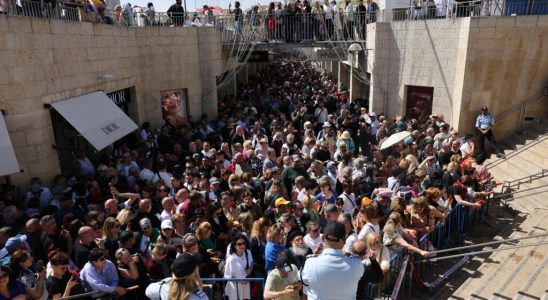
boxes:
[50,91,138,151]
[0,113,22,176]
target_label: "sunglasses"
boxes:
[310,228,319,233]
[97,257,106,262]
[236,242,246,246]
[0,273,8,279]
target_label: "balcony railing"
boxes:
[1,1,546,44]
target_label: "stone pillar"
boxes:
[338,62,350,92]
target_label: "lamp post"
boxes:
[348,43,363,102]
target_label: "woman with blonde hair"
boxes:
[145,252,207,300]
[301,194,320,223]
[101,217,121,259]
[382,212,430,257]
[116,208,134,230]
[237,212,254,236]
[406,196,436,234]
[249,217,271,282]
[364,232,390,273]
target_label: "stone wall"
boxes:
[367,15,547,134]
[0,15,221,186]
[367,18,469,125]
[457,15,548,138]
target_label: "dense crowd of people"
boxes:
[0,56,500,300]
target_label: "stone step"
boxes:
[513,257,548,300]
[464,234,547,299]
[450,212,547,299]
[486,239,547,300]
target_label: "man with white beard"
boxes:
[283,231,314,270]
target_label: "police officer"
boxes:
[301,221,364,300]
[475,106,503,158]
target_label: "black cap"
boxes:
[323,221,346,242]
[287,230,304,243]
[464,133,474,140]
[172,252,202,278]
[275,254,293,272]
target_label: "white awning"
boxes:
[51,91,138,151]
[0,113,21,176]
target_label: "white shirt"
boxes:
[153,171,173,189]
[304,234,323,251]
[358,222,380,241]
[140,168,155,183]
[140,235,150,254]
[343,232,358,254]
[314,107,328,123]
[339,192,357,214]
[160,210,172,222]
[345,3,354,21]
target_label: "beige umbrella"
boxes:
[379,131,411,150]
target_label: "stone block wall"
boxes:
[457,15,548,139]
[367,18,470,125]
[0,15,222,186]
[367,15,547,137]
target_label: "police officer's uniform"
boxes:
[301,222,364,300]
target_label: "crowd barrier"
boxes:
[380,200,491,298]
[1,1,546,41]
[201,277,266,300]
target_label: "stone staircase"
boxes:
[433,122,548,300]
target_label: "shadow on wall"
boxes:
[423,19,453,115]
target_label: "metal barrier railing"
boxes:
[201,277,265,300]
[2,2,547,45]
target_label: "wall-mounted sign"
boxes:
[405,85,434,123]
[161,89,189,128]
[107,88,131,107]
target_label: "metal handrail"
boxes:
[427,233,548,255]
[502,169,548,190]
[425,241,548,262]
[497,187,548,202]
[485,134,548,169]
[495,94,546,126]
[491,184,548,200]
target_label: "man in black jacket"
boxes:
[167,0,185,26]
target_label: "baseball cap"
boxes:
[323,221,346,242]
[172,252,202,278]
[209,177,220,185]
[275,198,290,207]
[161,220,173,230]
[276,254,293,273]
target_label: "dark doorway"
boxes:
[405,85,434,123]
